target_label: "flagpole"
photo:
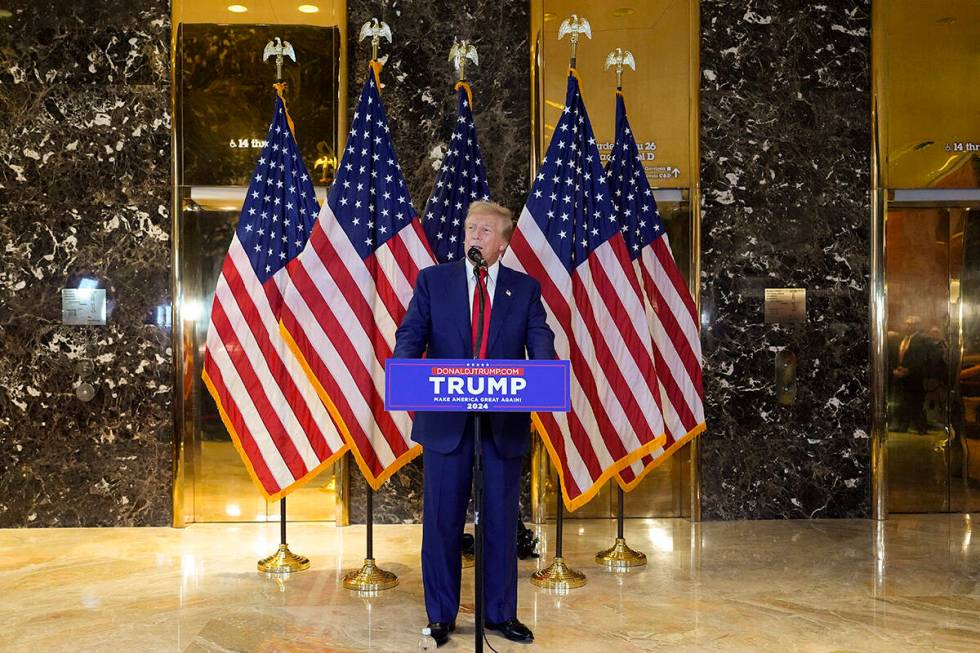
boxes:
[595,484,647,569]
[530,486,586,590]
[343,486,398,591]
[528,12,598,594]
[253,42,309,575]
[258,497,312,573]
[595,48,647,570]
[342,21,399,593]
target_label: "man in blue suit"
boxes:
[394,201,556,647]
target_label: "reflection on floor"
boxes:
[887,428,950,511]
[2,516,978,652]
[886,426,980,512]
[192,441,337,522]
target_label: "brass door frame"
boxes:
[874,191,980,520]
[170,19,187,527]
[870,26,885,518]
[528,0,703,522]
[687,0,702,522]
[170,3,350,527]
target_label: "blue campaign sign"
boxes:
[385,359,571,413]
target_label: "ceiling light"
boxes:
[298,4,319,13]
[227,4,248,13]
[612,8,635,17]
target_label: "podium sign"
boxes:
[385,359,571,413]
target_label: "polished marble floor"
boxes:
[1,515,978,652]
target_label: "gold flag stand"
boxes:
[258,498,311,573]
[342,17,400,594]
[531,490,586,590]
[595,486,647,568]
[254,38,308,577]
[533,14,594,592]
[343,488,399,591]
[594,48,646,571]
[344,18,398,595]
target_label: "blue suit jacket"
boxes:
[393,259,557,459]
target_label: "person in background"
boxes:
[893,315,932,434]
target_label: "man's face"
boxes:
[464,211,509,266]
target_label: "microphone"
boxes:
[467,246,487,268]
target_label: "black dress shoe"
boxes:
[426,621,455,647]
[486,618,534,643]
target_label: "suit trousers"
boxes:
[421,415,523,624]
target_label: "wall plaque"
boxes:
[764,288,806,323]
[62,289,107,325]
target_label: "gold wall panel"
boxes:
[877,0,980,189]
[535,0,695,187]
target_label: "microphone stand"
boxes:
[471,259,487,653]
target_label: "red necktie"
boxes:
[471,267,491,358]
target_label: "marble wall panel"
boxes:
[345,0,530,524]
[698,0,872,519]
[0,0,173,527]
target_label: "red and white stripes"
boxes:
[279,204,435,488]
[504,208,667,510]
[618,233,706,488]
[202,235,347,499]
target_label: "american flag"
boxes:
[502,71,667,511]
[202,90,347,500]
[422,82,491,262]
[607,91,706,490]
[279,64,435,489]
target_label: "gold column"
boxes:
[170,1,349,526]
[870,0,888,521]
[688,0,703,523]
[527,0,704,521]
[530,433,550,524]
[334,452,351,526]
[170,14,189,528]
[528,3,548,526]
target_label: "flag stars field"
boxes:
[421,82,491,263]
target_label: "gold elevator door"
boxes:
[530,0,701,521]
[885,203,980,513]
[172,15,344,525]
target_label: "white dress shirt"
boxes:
[466,259,499,321]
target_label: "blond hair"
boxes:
[466,200,515,242]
